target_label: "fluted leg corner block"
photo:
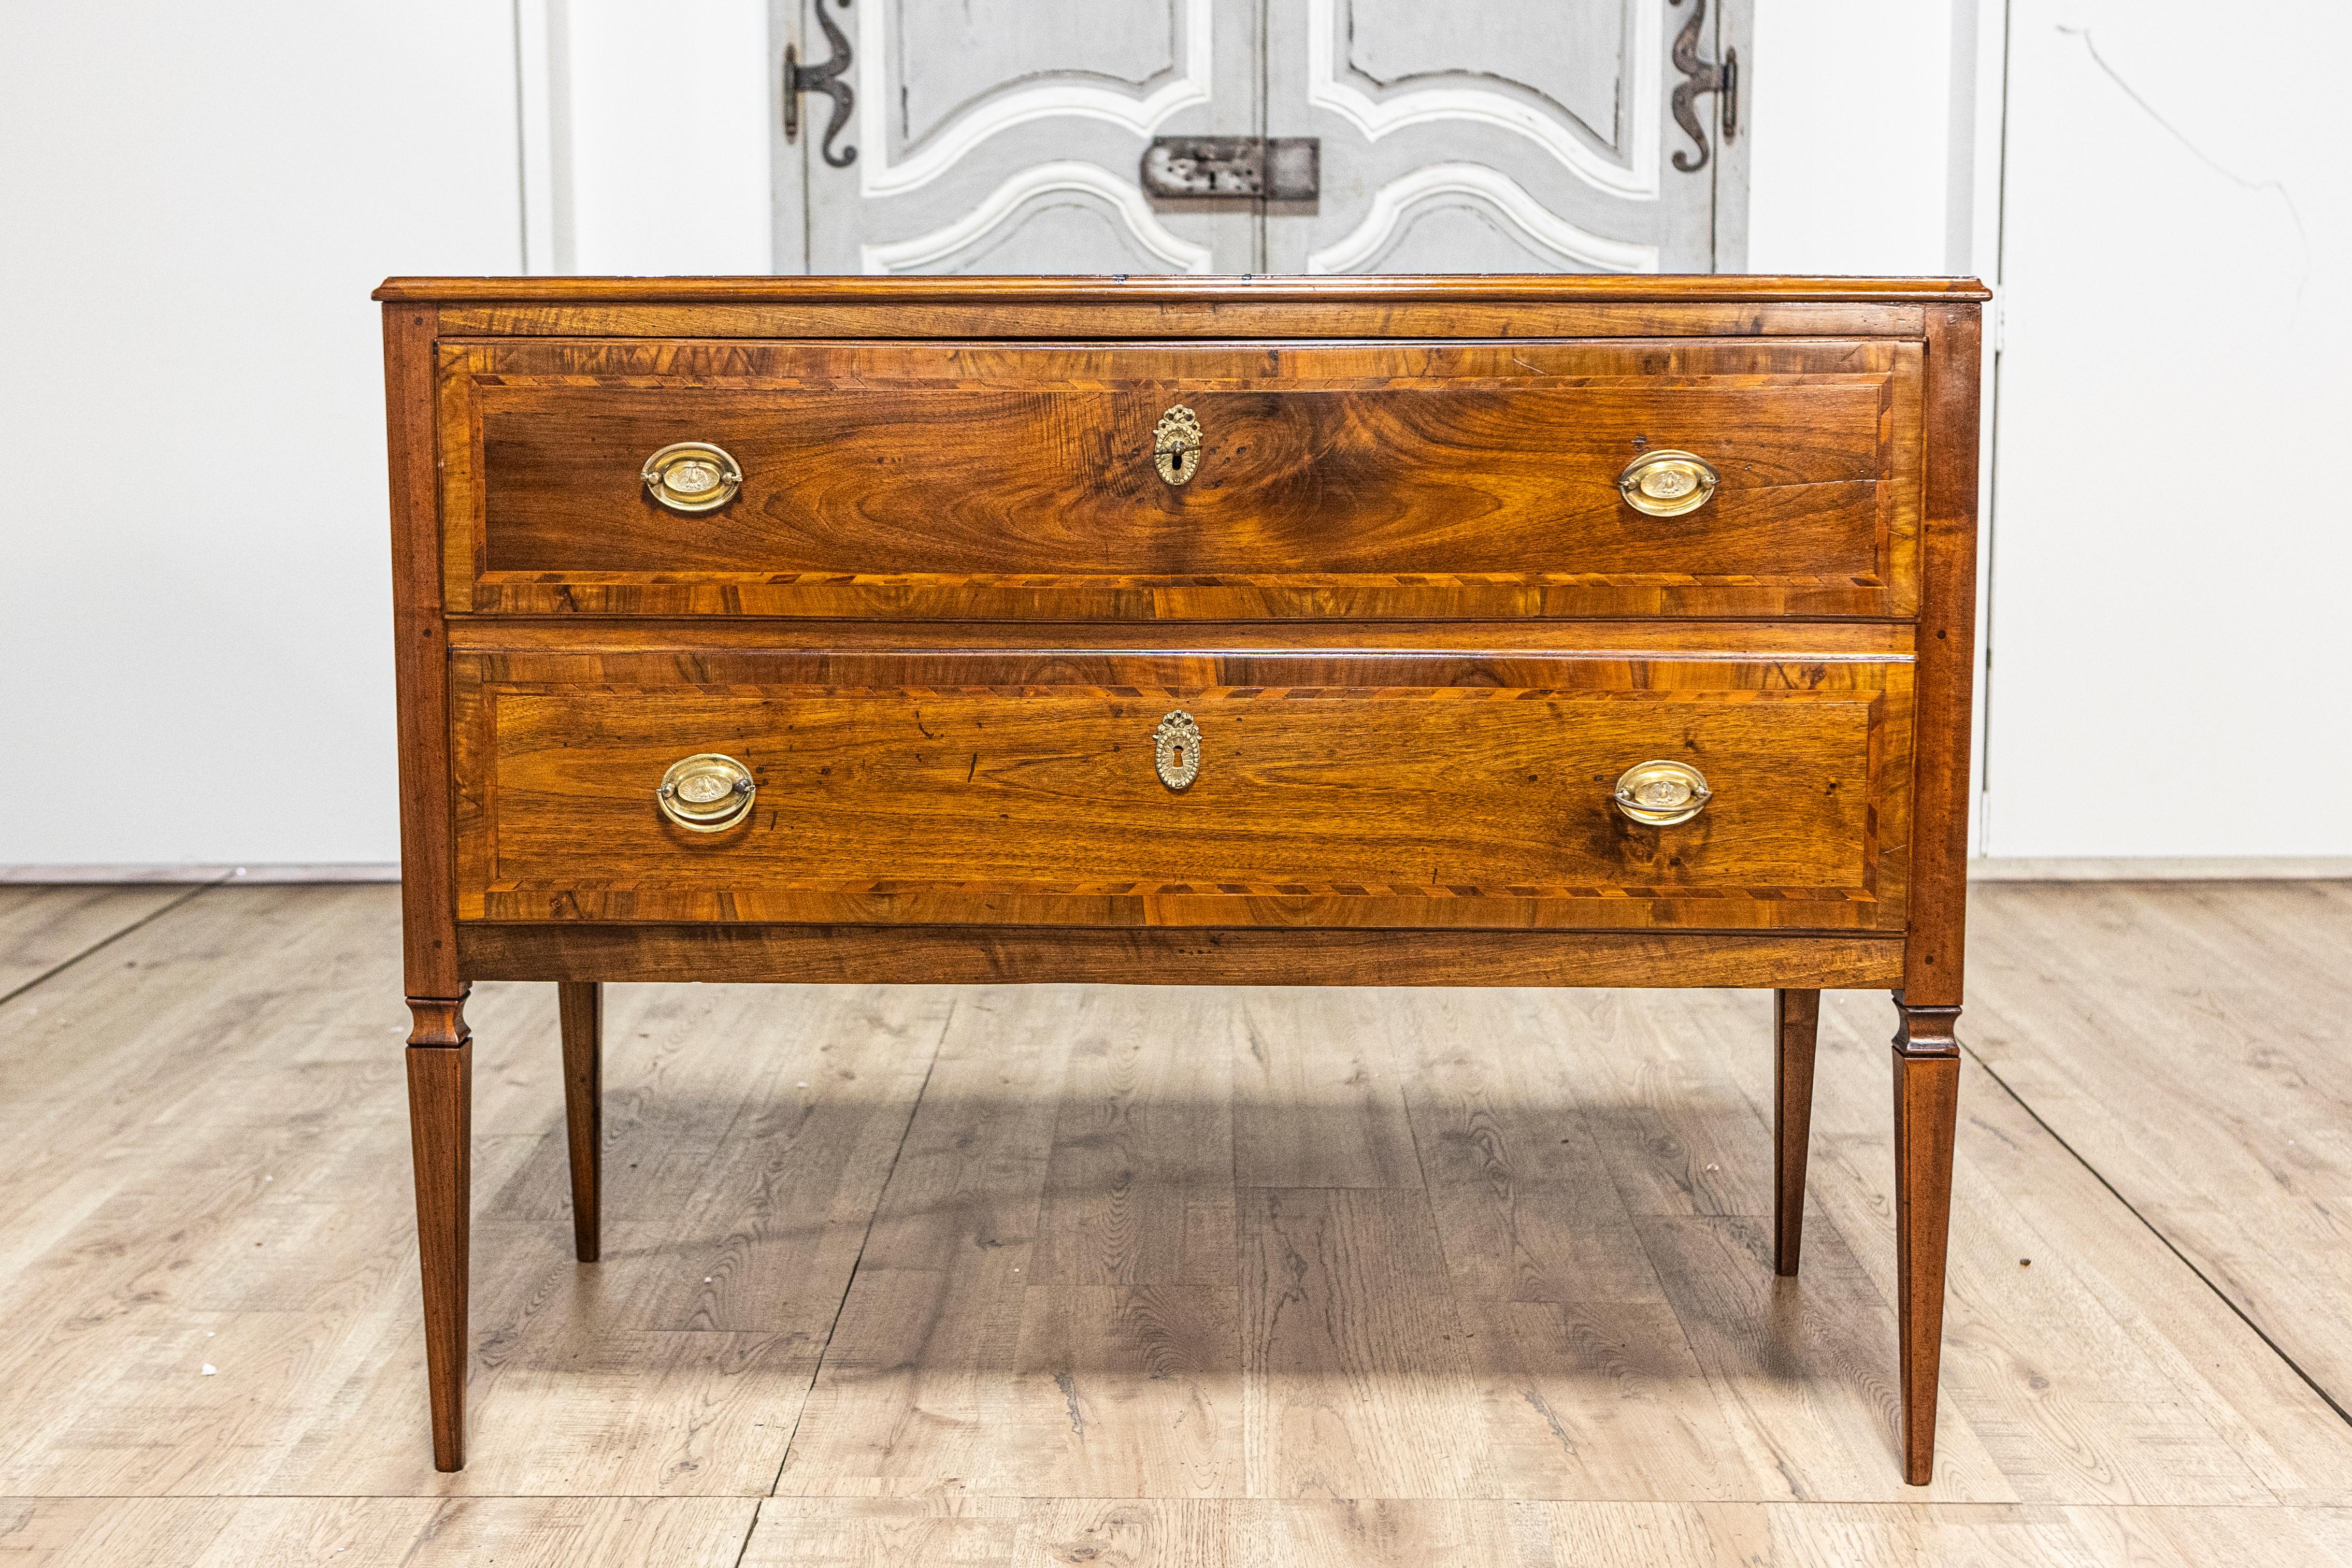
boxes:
[406,990,472,1472]
[1890,996,1960,1486]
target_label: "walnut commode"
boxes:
[377,274,1986,1483]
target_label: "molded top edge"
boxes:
[375,274,1991,305]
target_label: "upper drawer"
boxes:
[437,339,1923,620]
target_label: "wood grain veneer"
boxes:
[448,648,1911,932]
[438,338,1919,622]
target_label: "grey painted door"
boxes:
[778,0,1261,274]
[1267,0,1746,272]
[774,0,1745,275]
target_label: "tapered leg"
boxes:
[558,981,604,1263]
[406,992,472,1472]
[1891,998,1961,1486]
[1773,988,1821,1276]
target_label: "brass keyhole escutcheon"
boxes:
[1153,405,1203,486]
[1154,710,1202,790]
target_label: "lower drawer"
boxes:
[450,648,1911,931]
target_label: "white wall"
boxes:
[1985,0,2352,855]
[0,3,523,867]
[523,0,773,275]
[1746,1,1962,276]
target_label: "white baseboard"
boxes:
[0,864,401,885]
[1970,856,2352,882]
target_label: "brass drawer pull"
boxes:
[1153,405,1202,486]
[656,753,756,831]
[1617,449,1718,517]
[643,441,743,513]
[1153,710,1201,789]
[1614,759,1711,826]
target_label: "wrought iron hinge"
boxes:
[1141,137,1320,200]
[1669,0,1738,173]
[784,0,856,168]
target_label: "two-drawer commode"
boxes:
[378,275,1986,1484]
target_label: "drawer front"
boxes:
[452,648,1911,931]
[439,340,1921,620]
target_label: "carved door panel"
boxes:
[781,0,1261,274]
[776,0,1745,275]
[1265,0,1746,273]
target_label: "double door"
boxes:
[771,0,1749,274]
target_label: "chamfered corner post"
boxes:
[1772,987,1822,1276]
[558,981,605,1263]
[1891,997,1961,1487]
[385,297,471,1470]
[1883,295,1981,1487]
[406,990,473,1473]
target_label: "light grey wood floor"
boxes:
[1,883,2348,1565]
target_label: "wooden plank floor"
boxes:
[0,885,194,1000]
[1,883,2348,1564]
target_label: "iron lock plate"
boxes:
[1141,137,1320,200]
